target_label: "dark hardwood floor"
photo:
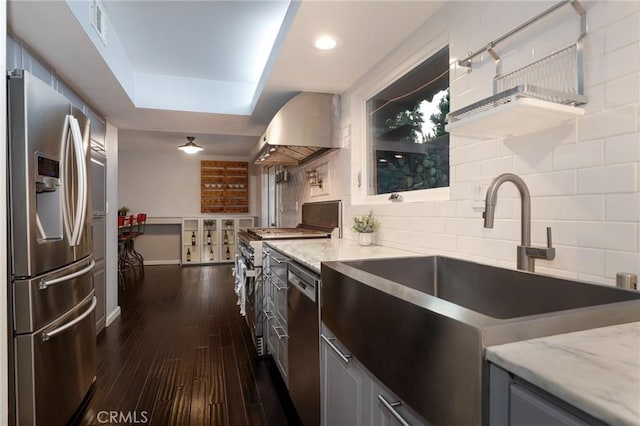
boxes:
[77,264,296,426]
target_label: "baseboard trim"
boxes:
[145,259,181,266]
[106,306,121,327]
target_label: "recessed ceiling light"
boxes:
[314,36,337,50]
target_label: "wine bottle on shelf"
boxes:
[209,248,214,261]
[207,230,212,245]
[223,230,229,245]
[186,248,191,262]
[225,247,230,260]
[191,231,196,246]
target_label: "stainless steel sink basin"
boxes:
[321,256,640,426]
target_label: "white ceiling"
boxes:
[7,0,445,156]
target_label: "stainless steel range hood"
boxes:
[252,92,341,166]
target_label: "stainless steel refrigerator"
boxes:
[7,69,97,425]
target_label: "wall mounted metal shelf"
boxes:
[446,0,587,139]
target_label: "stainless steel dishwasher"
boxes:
[287,261,321,426]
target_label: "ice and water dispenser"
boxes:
[35,152,62,240]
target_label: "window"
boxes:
[366,46,449,195]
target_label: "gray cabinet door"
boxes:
[371,376,430,426]
[509,383,590,426]
[321,327,370,426]
[489,364,597,426]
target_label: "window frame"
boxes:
[351,33,451,206]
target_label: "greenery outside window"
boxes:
[366,46,449,195]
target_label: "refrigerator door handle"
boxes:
[68,115,86,247]
[60,115,74,243]
[39,260,95,290]
[41,296,96,342]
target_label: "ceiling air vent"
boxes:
[91,0,107,46]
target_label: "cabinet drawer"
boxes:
[271,275,288,323]
[509,383,590,426]
[270,316,288,386]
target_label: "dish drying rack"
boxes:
[446,0,587,139]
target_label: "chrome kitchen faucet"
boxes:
[483,173,555,272]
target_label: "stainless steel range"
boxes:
[237,200,341,356]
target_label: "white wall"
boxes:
[0,3,9,423]
[118,149,258,218]
[105,123,121,325]
[281,0,639,286]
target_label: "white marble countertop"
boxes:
[486,322,640,426]
[264,239,418,273]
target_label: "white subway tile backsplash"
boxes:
[605,72,640,109]
[525,170,577,196]
[583,83,604,115]
[575,222,638,251]
[587,1,639,33]
[536,266,579,280]
[604,12,640,53]
[532,220,577,246]
[456,162,481,182]
[604,43,639,82]
[468,139,498,163]
[480,156,513,179]
[548,246,605,276]
[513,150,554,175]
[585,29,605,60]
[605,133,640,165]
[532,195,604,220]
[456,200,480,219]
[553,140,603,170]
[605,193,640,222]
[578,104,638,141]
[450,145,469,166]
[576,273,613,287]
[449,182,471,201]
[577,163,637,194]
[605,250,640,278]
[480,218,521,242]
[432,200,457,217]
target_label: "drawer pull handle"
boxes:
[321,334,351,364]
[41,296,97,342]
[271,255,289,264]
[272,325,288,340]
[263,310,274,320]
[378,394,411,426]
[39,260,95,290]
[272,278,286,291]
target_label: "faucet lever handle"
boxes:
[546,227,553,248]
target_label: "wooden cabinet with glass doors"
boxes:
[181,216,254,265]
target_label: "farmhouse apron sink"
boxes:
[321,256,640,425]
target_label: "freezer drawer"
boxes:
[14,257,95,334]
[15,292,97,425]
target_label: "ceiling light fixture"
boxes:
[178,136,203,154]
[314,35,337,50]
